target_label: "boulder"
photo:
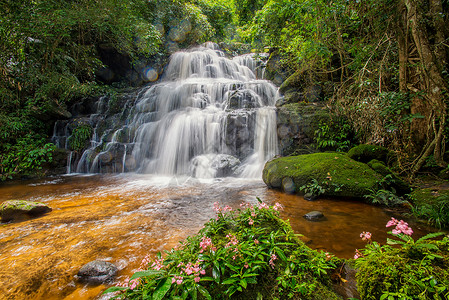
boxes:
[262,153,383,199]
[347,144,391,164]
[276,103,330,156]
[0,200,52,222]
[303,211,324,221]
[367,159,410,195]
[77,260,118,285]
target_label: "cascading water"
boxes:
[59,43,279,178]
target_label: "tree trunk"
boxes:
[402,0,448,172]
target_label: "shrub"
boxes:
[354,218,449,299]
[104,200,341,299]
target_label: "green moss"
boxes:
[263,153,383,198]
[347,144,391,164]
[356,238,449,299]
[367,159,410,195]
[279,70,304,94]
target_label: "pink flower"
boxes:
[386,218,413,236]
[248,217,254,225]
[244,262,249,269]
[360,231,372,241]
[194,276,201,283]
[273,202,283,211]
[171,277,176,284]
[354,249,363,260]
[386,217,399,227]
[176,279,183,285]
[200,269,206,275]
[199,236,215,253]
[269,253,277,269]
[225,234,239,248]
[258,202,269,210]
[254,239,259,245]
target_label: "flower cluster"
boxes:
[386,217,413,236]
[225,234,239,248]
[177,260,206,283]
[354,249,363,260]
[117,277,139,290]
[360,231,372,241]
[172,275,184,285]
[258,202,269,210]
[199,236,216,253]
[269,253,277,269]
[273,202,284,211]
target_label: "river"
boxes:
[0,174,435,300]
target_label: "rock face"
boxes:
[0,200,52,222]
[263,153,384,199]
[276,103,330,156]
[303,211,324,221]
[77,260,118,285]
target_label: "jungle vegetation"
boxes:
[0,0,448,181]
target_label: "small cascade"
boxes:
[58,43,279,178]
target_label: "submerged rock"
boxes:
[262,153,383,198]
[0,200,52,222]
[303,211,324,221]
[77,260,118,285]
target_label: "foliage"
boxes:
[104,200,341,299]
[410,189,449,229]
[314,117,355,152]
[299,179,342,197]
[354,218,449,300]
[68,123,93,152]
[0,134,55,180]
[363,189,408,207]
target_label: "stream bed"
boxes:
[0,174,436,300]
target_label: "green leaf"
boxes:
[386,238,404,245]
[130,270,165,281]
[102,286,128,294]
[416,232,445,243]
[240,278,248,288]
[222,278,239,285]
[152,278,172,300]
[197,285,212,300]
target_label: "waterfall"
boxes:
[60,43,279,178]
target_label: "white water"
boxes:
[68,43,279,178]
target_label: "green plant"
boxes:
[0,134,55,180]
[411,197,449,229]
[104,199,341,299]
[354,218,449,300]
[363,189,408,207]
[314,118,355,152]
[299,178,342,197]
[68,123,93,152]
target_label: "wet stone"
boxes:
[304,193,318,201]
[303,211,324,221]
[282,177,296,194]
[77,260,118,285]
[0,200,52,222]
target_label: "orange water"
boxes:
[0,174,436,300]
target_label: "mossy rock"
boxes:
[367,159,410,195]
[347,144,391,164]
[0,200,52,222]
[263,153,383,198]
[279,69,304,94]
